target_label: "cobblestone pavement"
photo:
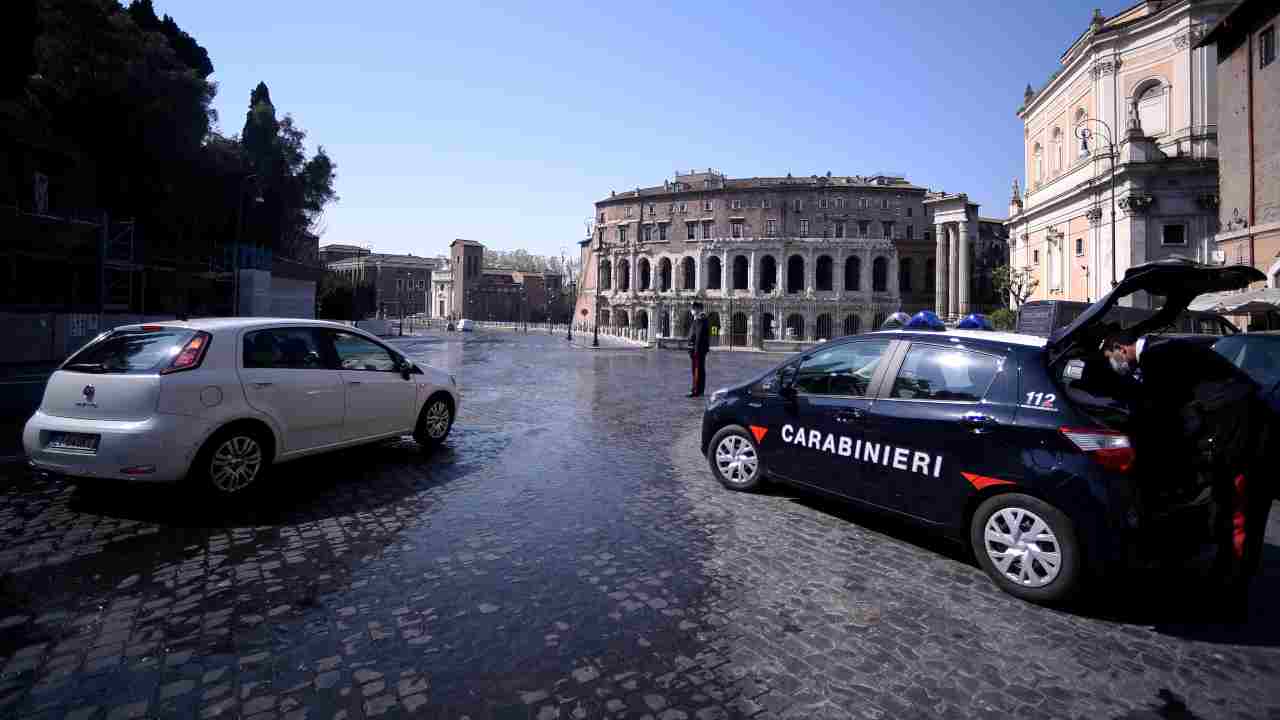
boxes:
[2,330,1280,720]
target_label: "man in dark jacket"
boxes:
[1104,330,1274,606]
[686,302,711,397]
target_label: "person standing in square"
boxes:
[686,302,710,397]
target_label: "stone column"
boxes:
[805,249,816,293]
[948,225,960,319]
[834,248,844,299]
[935,224,948,317]
[862,249,873,298]
[747,250,756,294]
[722,249,730,295]
[957,221,971,317]
[889,249,900,297]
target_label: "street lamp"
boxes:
[1076,118,1117,290]
[232,173,264,316]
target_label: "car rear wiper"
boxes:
[64,362,105,373]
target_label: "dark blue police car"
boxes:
[700,259,1265,604]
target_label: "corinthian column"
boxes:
[948,224,960,319]
[957,221,971,317]
[935,225,948,317]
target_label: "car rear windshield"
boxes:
[62,328,197,374]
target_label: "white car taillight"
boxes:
[1060,427,1134,473]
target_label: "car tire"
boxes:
[969,493,1082,605]
[706,424,764,492]
[414,394,454,451]
[192,425,271,499]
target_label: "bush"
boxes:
[989,308,1017,331]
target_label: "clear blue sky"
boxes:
[172,1,1133,259]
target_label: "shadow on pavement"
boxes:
[1078,543,1280,647]
[753,481,975,565]
[756,481,1280,647]
[63,435,477,529]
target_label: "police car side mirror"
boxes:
[778,366,798,397]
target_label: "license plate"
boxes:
[48,432,100,453]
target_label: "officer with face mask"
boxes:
[1103,330,1274,613]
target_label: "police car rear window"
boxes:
[890,345,1000,402]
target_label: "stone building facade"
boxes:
[449,239,564,322]
[1007,0,1233,306]
[1199,0,1280,294]
[573,170,1001,346]
[323,247,437,316]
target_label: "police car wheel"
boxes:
[707,425,763,491]
[969,493,1081,604]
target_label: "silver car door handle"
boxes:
[348,380,362,386]
[962,413,997,430]
[253,382,273,388]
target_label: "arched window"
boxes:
[659,312,670,337]
[731,312,747,346]
[845,256,861,291]
[615,310,628,327]
[787,255,805,294]
[925,258,936,291]
[899,257,913,293]
[785,313,805,340]
[618,259,631,291]
[1052,127,1063,173]
[761,312,776,340]
[843,314,860,337]
[706,256,722,290]
[815,314,833,341]
[759,255,777,293]
[600,260,612,290]
[872,257,888,292]
[816,256,833,291]
[638,257,651,290]
[659,257,672,291]
[680,257,695,290]
[636,310,648,330]
[1135,81,1167,135]
[600,309,610,326]
[732,255,749,290]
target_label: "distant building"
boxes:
[318,244,371,265]
[573,169,1003,347]
[430,260,453,319]
[1007,0,1229,306]
[323,246,438,317]
[449,239,564,322]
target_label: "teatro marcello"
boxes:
[574,169,1009,347]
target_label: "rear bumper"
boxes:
[22,411,211,484]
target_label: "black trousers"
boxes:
[690,351,707,395]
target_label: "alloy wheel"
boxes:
[715,435,758,485]
[210,435,263,494]
[424,400,451,439]
[983,507,1062,588]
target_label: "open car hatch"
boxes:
[1046,258,1264,365]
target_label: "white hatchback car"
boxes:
[456,319,474,332]
[23,318,460,498]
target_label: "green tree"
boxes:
[989,308,1017,331]
[237,83,339,258]
[992,265,1039,310]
